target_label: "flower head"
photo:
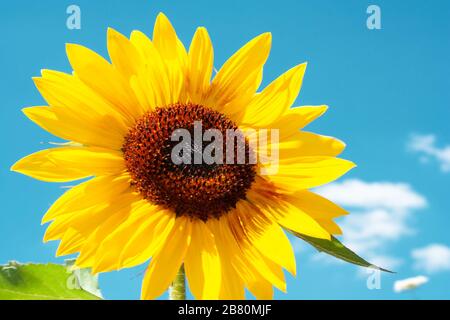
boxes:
[12,13,354,299]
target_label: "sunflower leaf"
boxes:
[290,231,394,273]
[0,261,102,300]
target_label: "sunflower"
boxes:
[12,13,355,299]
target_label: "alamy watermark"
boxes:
[366,265,382,290]
[170,121,280,175]
[66,5,81,30]
[367,5,382,30]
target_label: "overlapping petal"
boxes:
[185,220,222,299]
[12,147,125,182]
[66,43,143,120]
[205,32,271,116]
[186,27,214,104]
[241,63,307,126]
[141,217,191,299]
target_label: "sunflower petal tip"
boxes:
[21,106,40,119]
[288,266,297,277]
[107,27,119,38]
[262,32,272,41]
[156,12,169,20]
[252,32,271,45]
[196,26,208,35]
[55,250,65,258]
[294,61,307,71]
[10,159,25,173]
[10,162,18,172]
[40,213,52,224]
[65,43,81,55]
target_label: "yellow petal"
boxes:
[237,202,296,276]
[283,105,329,129]
[226,214,286,293]
[284,190,348,219]
[219,262,246,300]
[34,70,130,133]
[246,185,332,240]
[75,195,146,269]
[270,200,331,240]
[141,217,192,300]
[241,63,307,126]
[186,27,214,104]
[107,28,142,78]
[259,132,346,162]
[44,206,103,243]
[11,147,125,182]
[129,30,173,109]
[66,43,142,120]
[258,255,285,296]
[269,157,356,189]
[185,220,221,299]
[206,219,245,299]
[153,13,187,62]
[56,228,85,256]
[93,204,169,272]
[152,13,187,103]
[22,106,125,150]
[206,33,271,114]
[118,210,175,269]
[247,105,328,139]
[246,277,274,300]
[44,192,141,244]
[315,219,343,235]
[281,191,346,236]
[42,174,131,224]
[209,215,283,297]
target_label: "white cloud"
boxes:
[408,134,450,172]
[315,179,427,270]
[394,276,429,293]
[316,179,426,211]
[412,244,450,273]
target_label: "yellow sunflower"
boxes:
[12,13,355,299]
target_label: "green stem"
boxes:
[169,264,186,300]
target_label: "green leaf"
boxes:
[0,261,102,300]
[291,231,394,273]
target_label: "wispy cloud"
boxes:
[315,179,426,211]
[315,179,427,270]
[412,244,450,273]
[394,276,429,293]
[408,134,450,172]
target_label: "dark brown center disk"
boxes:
[122,103,256,221]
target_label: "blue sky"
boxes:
[1,0,450,299]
